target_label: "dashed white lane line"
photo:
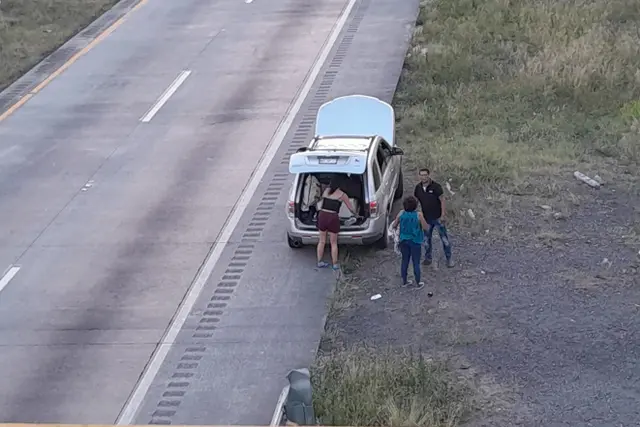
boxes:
[0,265,21,295]
[115,0,359,422]
[140,70,192,123]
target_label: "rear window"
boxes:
[301,173,364,200]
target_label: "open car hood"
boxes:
[315,95,395,146]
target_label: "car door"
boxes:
[374,138,394,213]
[370,158,385,216]
[378,137,396,194]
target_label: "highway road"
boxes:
[0,0,419,424]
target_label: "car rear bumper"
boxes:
[286,216,386,246]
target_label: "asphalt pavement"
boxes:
[0,0,419,423]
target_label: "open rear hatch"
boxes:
[315,94,396,146]
[288,150,367,175]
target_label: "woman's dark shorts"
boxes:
[317,211,340,234]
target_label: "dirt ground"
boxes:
[318,0,640,424]
[0,0,120,91]
[323,174,640,425]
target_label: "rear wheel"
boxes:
[394,169,404,200]
[287,233,303,249]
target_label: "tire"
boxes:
[374,218,389,250]
[394,169,404,201]
[287,233,303,249]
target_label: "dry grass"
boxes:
[312,348,472,427]
[0,0,120,91]
[395,0,640,233]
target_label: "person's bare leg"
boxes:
[329,232,339,266]
[317,231,327,266]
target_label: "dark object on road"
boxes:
[284,368,316,425]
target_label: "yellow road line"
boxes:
[0,0,149,123]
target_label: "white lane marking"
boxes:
[0,266,21,294]
[140,70,191,123]
[115,0,359,422]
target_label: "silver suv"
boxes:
[285,95,404,249]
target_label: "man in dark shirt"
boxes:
[413,168,454,267]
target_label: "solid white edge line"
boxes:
[115,0,359,423]
[270,384,290,427]
[0,265,21,294]
[140,70,192,123]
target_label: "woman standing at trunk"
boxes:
[317,176,356,271]
[391,195,428,289]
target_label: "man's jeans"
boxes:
[424,219,452,261]
[399,240,421,284]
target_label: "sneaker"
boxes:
[408,281,425,290]
[317,261,330,268]
[446,258,455,268]
[423,258,432,266]
[402,279,413,287]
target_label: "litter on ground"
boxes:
[573,171,601,188]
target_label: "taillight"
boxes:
[369,201,379,217]
[287,201,295,217]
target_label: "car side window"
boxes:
[380,139,392,158]
[371,162,382,190]
[376,148,385,172]
[377,139,392,174]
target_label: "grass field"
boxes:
[0,0,120,91]
[396,0,640,232]
[313,0,640,425]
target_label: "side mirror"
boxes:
[391,147,404,156]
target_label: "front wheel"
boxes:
[374,218,389,250]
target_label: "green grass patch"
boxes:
[312,348,472,427]
[394,0,640,230]
[0,0,120,91]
